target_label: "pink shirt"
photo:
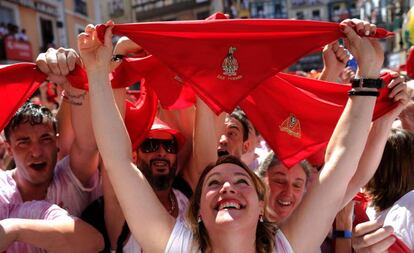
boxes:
[0,156,101,216]
[1,200,74,253]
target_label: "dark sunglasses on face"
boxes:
[140,138,178,154]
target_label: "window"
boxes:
[296,11,304,19]
[291,0,304,6]
[109,0,124,17]
[312,9,320,20]
[74,0,87,16]
[40,17,55,52]
[0,6,16,25]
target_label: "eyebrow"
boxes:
[295,178,305,183]
[15,136,30,142]
[205,171,250,183]
[228,125,241,132]
[270,172,306,182]
[40,133,54,138]
[271,171,287,176]
[234,172,250,178]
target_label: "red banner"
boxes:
[4,36,33,61]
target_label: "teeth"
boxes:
[277,200,292,206]
[153,161,167,166]
[219,202,241,210]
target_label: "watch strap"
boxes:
[351,78,384,89]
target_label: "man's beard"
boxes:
[139,158,177,191]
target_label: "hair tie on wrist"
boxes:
[333,230,352,239]
[348,90,380,97]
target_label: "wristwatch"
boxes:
[351,78,384,89]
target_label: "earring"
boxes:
[197,215,202,223]
[259,215,264,223]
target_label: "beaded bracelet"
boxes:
[62,90,87,106]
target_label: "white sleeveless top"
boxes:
[118,189,189,253]
[165,219,294,253]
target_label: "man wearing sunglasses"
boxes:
[105,118,189,253]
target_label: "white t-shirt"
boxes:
[120,189,189,253]
[382,191,414,251]
[165,220,294,253]
[0,156,101,216]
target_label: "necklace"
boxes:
[168,191,176,215]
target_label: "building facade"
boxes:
[130,0,211,21]
[0,0,103,63]
[287,0,328,20]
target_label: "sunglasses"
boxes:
[140,138,178,154]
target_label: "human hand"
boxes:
[339,67,355,84]
[352,220,395,252]
[111,36,146,71]
[340,19,383,79]
[36,47,80,86]
[77,21,114,72]
[323,41,349,74]
[113,36,145,56]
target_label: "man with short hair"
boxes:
[0,48,102,252]
[217,109,251,158]
[2,99,100,216]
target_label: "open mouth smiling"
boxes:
[150,159,170,173]
[277,199,292,207]
[215,199,246,211]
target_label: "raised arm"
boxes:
[399,80,414,132]
[319,41,349,82]
[186,97,224,190]
[78,23,175,253]
[0,217,103,253]
[36,48,99,186]
[281,19,384,252]
[341,72,409,206]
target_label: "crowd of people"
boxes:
[0,15,413,253]
[0,23,28,42]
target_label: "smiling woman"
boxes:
[186,155,276,253]
[256,151,310,223]
[82,18,396,253]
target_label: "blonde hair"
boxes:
[186,155,276,253]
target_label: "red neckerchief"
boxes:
[96,15,393,113]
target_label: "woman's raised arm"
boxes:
[78,23,175,253]
[281,19,384,253]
